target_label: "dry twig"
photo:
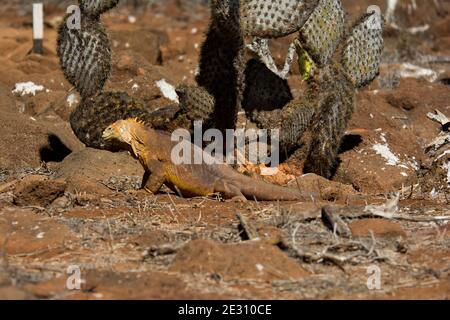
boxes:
[236,212,260,241]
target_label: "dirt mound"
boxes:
[56,148,143,180]
[0,208,76,255]
[349,219,407,238]
[170,239,308,282]
[13,175,66,207]
[0,110,82,169]
[290,173,357,201]
[55,148,144,195]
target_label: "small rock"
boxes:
[349,219,407,238]
[49,195,71,210]
[116,53,134,71]
[0,286,29,300]
[137,67,146,76]
[385,94,417,111]
[289,173,357,201]
[65,174,113,196]
[13,175,66,207]
[0,271,11,286]
[23,277,67,299]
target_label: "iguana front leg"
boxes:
[142,159,166,194]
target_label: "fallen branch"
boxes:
[290,223,371,270]
[0,180,18,194]
[321,206,352,238]
[326,206,450,223]
[236,212,260,241]
[147,242,186,257]
[427,109,450,127]
[422,55,450,64]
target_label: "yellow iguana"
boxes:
[102,119,311,201]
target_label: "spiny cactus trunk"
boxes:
[196,0,245,133]
[301,67,355,178]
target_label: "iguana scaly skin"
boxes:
[102,119,310,201]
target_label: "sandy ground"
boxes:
[0,0,449,299]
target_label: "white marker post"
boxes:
[32,3,44,54]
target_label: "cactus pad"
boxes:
[252,100,316,154]
[341,12,384,88]
[70,92,183,150]
[57,17,112,98]
[240,0,319,38]
[298,0,345,66]
[177,85,215,125]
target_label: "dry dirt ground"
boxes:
[0,0,449,300]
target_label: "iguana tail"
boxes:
[226,169,311,201]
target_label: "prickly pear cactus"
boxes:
[252,98,316,155]
[243,59,293,112]
[195,0,246,133]
[57,0,384,180]
[298,9,384,177]
[210,0,242,36]
[176,85,215,125]
[245,0,384,177]
[300,66,355,177]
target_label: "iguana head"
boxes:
[102,118,145,145]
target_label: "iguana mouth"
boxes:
[102,127,114,141]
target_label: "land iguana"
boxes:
[102,118,311,201]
